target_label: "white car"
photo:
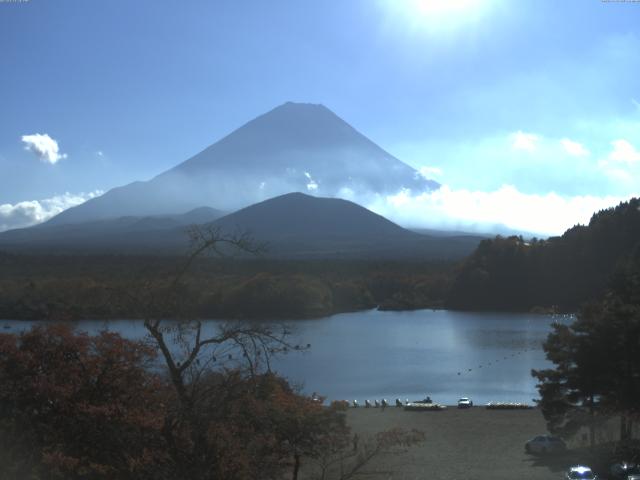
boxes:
[565,465,598,479]
[457,397,473,408]
[524,435,566,454]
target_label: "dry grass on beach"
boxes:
[306,407,618,480]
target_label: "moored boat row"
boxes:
[345,397,533,410]
[485,401,533,410]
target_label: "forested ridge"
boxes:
[447,198,640,312]
[0,255,453,320]
[1,198,638,319]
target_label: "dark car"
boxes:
[524,435,566,454]
[610,462,640,479]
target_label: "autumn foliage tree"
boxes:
[0,324,354,480]
[0,226,426,480]
[0,324,169,479]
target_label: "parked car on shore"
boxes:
[524,435,566,454]
[457,397,473,408]
[564,465,597,479]
[610,461,640,479]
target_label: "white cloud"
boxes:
[0,191,103,232]
[365,185,630,236]
[416,166,443,179]
[603,167,634,184]
[304,172,318,191]
[607,139,640,165]
[21,133,67,164]
[511,131,539,152]
[560,138,589,157]
[598,139,640,184]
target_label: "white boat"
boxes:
[485,401,532,410]
[403,402,447,411]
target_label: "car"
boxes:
[457,397,473,408]
[564,465,598,479]
[610,461,640,479]
[524,435,566,454]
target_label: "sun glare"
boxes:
[382,0,492,34]
[414,0,482,15]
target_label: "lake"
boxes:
[0,309,571,406]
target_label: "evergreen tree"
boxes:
[532,249,640,446]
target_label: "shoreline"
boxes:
[0,305,573,322]
[310,407,611,480]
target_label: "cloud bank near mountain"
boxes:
[1,182,633,238]
[0,191,103,232]
[365,185,630,237]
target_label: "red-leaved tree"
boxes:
[0,324,169,479]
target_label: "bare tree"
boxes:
[116,225,303,478]
[116,224,425,480]
[310,427,426,480]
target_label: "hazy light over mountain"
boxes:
[1,1,639,235]
[0,193,481,260]
[44,102,437,226]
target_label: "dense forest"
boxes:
[0,254,453,320]
[446,198,640,312]
[1,198,638,320]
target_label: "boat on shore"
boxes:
[404,402,447,411]
[485,402,532,410]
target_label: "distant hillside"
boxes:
[0,207,224,253]
[446,198,640,311]
[213,192,410,240]
[0,193,480,260]
[45,102,438,226]
[206,192,480,259]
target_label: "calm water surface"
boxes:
[0,309,572,405]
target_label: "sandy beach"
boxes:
[323,406,611,480]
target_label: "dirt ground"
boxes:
[324,406,615,480]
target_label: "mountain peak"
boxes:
[277,101,328,110]
[216,101,354,149]
[44,103,439,225]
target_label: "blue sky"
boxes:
[1,0,639,234]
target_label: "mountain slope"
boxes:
[0,193,480,259]
[204,193,479,259]
[212,192,411,240]
[0,207,224,251]
[45,102,438,226]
